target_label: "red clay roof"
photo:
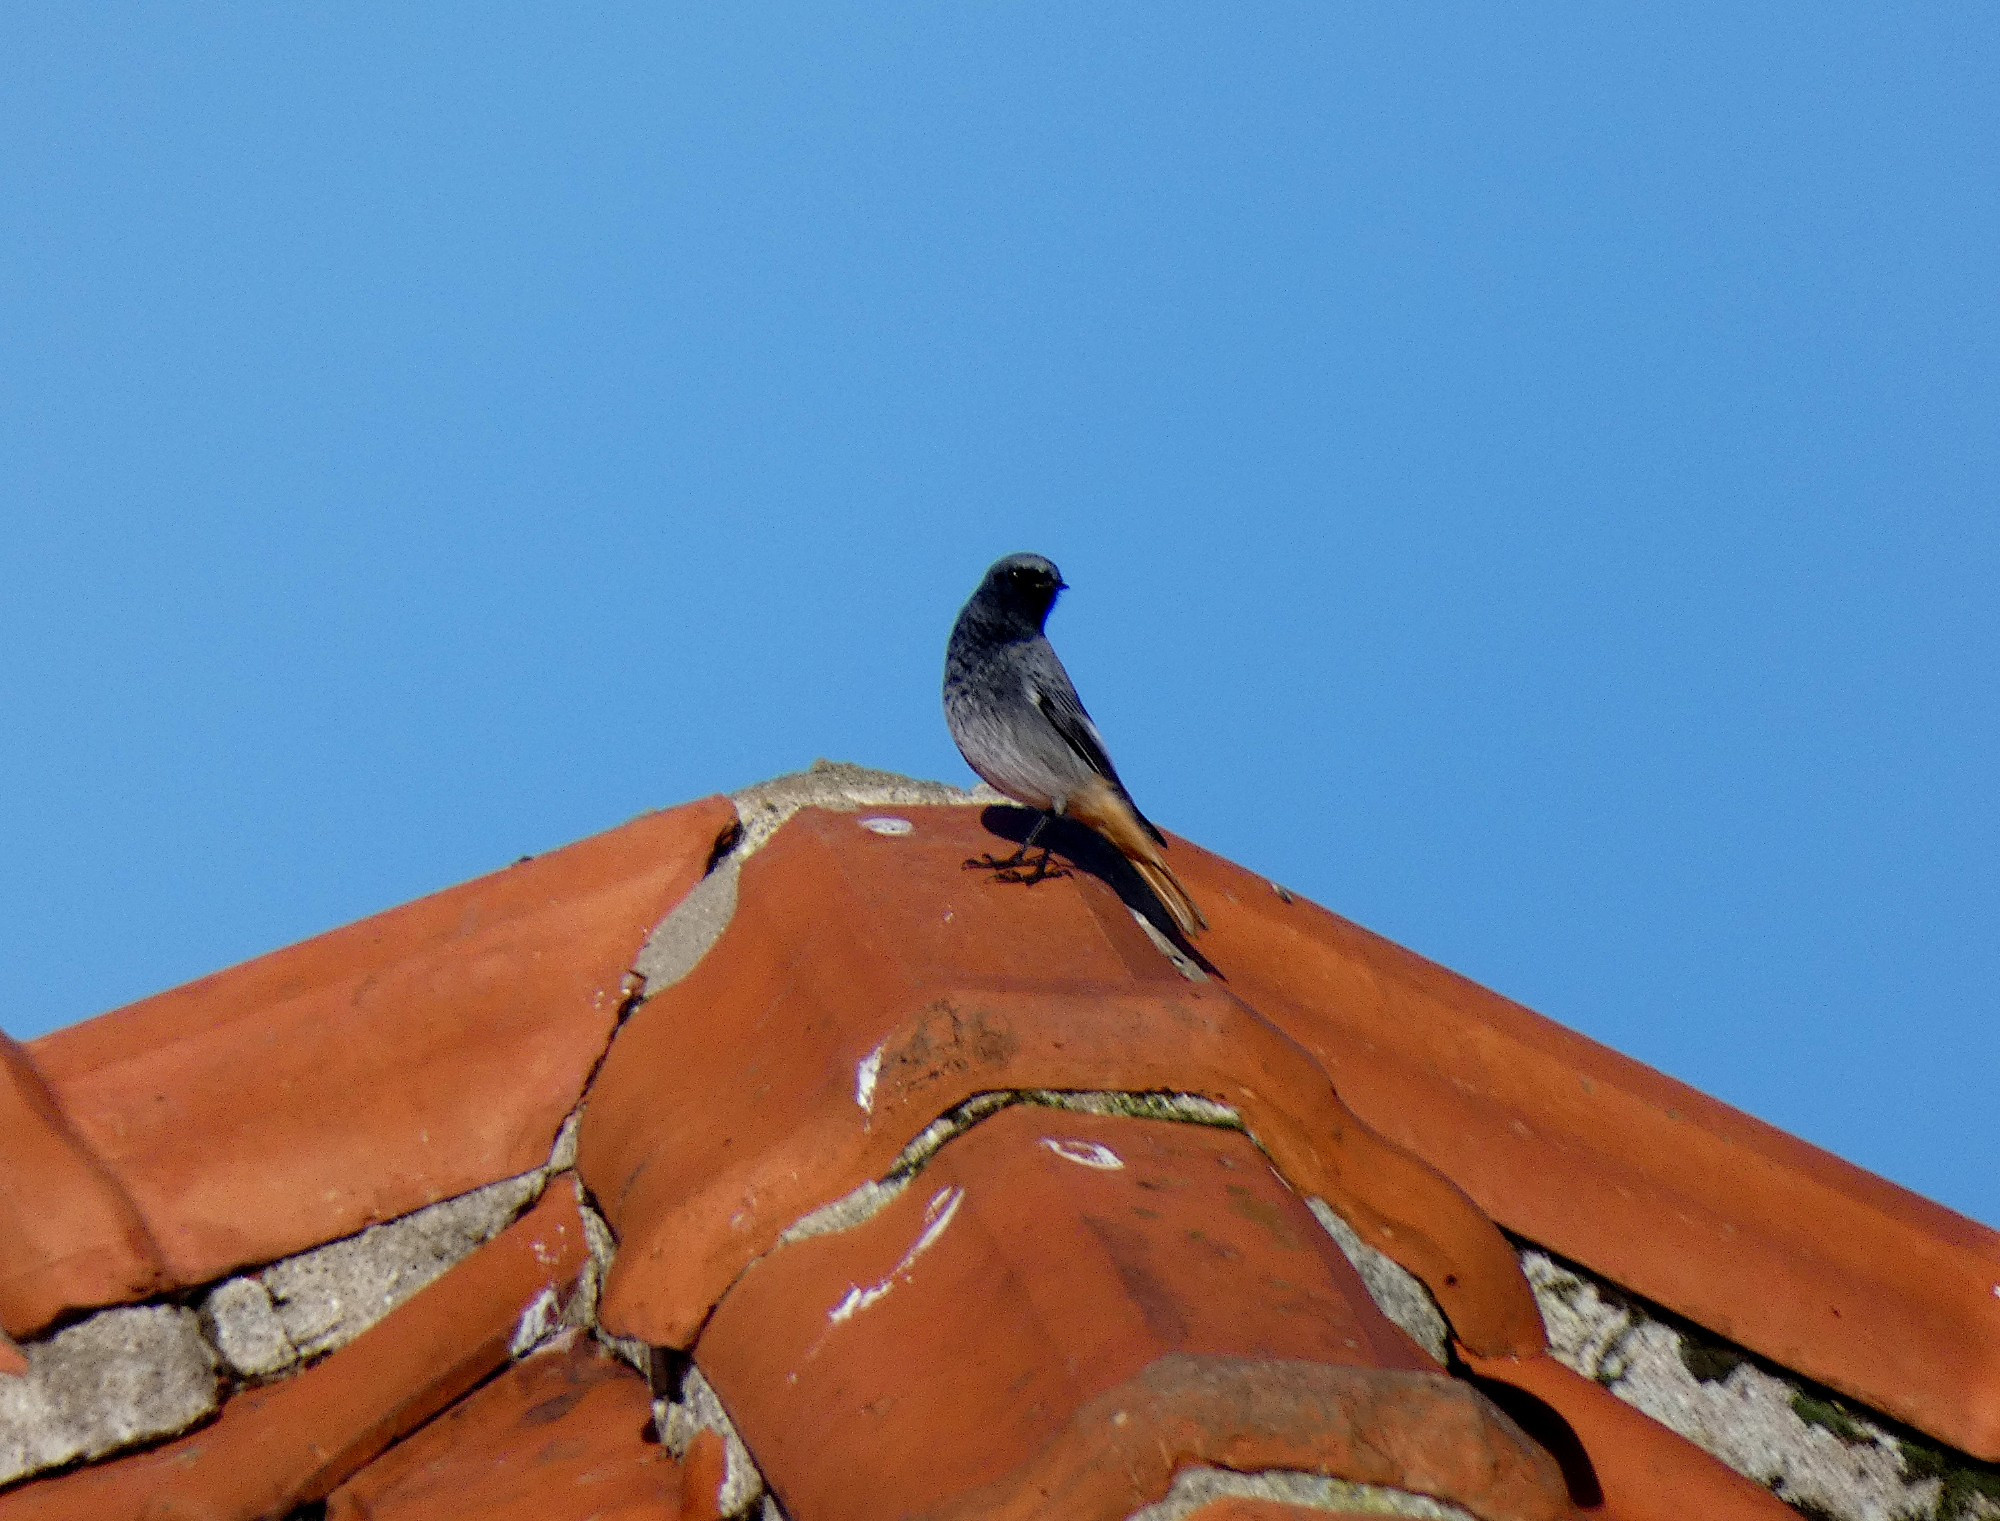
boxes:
[694,1102,1564,1521]
[0,778,1993,1521]
[6,799,728,1338]
[579,808,1537,1357]
[1166,834,2000,1455]
[323,1331,681,1521]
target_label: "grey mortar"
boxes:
[202,1107,582,1382]
[728,759,999,858]
[777,1090,1237,1245]
[1521,1244,2000,1521]
[1307,1200,1451,1365]
[2,1122,580,1489]
[1127,1467,1477,1519]
[205,1168,545,1374]
[0,1305,218,1487]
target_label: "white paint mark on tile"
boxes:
[858,815,913,835]
[828,1185,963,1325]
[855,1044,885,1113]
[1041,1137,1124,1171]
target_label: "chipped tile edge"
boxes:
[657,1362,771,1518]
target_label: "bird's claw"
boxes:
[995,864,1071,885]
[964,849,1069,885]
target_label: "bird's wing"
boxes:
[1028,669,1168,848]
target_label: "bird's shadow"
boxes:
[974,805,1221,978]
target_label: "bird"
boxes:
[943,552,1206,939]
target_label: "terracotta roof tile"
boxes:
[674,1428,731,1521]
[1170,835,2000,1459]
[2,1180,590,1519]
[0,1035,165,1339]
[691,1104,1569,1521]
[580,806,1540,1358]
[324,1331,680,1521]
[19,798,733,1331]
[1462,1347,1798,1521]
[9,770,1995,1520]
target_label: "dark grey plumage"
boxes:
[943,553,1204,936]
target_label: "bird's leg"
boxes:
[1002,813,1066,884]
[964,811,1069,882]
[964,810,1045,871]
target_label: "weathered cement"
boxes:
[1127,1466,1477,1519]
[1308,1199,1451,1366]
[205,1170,544,1374]
[730,759,995,857]
[3,1141,568,1486]
[0,1306,217,1486]
[1523,1245,2000,1521]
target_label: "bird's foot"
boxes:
[978,847,1070,886]
[964,849,1026,873]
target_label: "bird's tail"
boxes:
[1129,851,1208,941]
[1069,778,1208,940]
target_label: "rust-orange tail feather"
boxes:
[1068,779,1208,939]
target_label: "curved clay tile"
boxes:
[1461,1348,1798,1521]
[578,806,1540,1357]
[20,797,733,1325]
[8,774,1991,1521]
[0,1036,166,1340]
[323,1331,681,1521]
[1164,835,2000,1458]
[691,1104,1571,1521]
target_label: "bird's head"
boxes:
[974,553,1068,631]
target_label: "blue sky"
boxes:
[3,8,1994,1226]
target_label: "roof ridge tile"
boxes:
[693,1105,1561,1521]
[579,807,1542,1357]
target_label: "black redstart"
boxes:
[943,553,1206,938]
